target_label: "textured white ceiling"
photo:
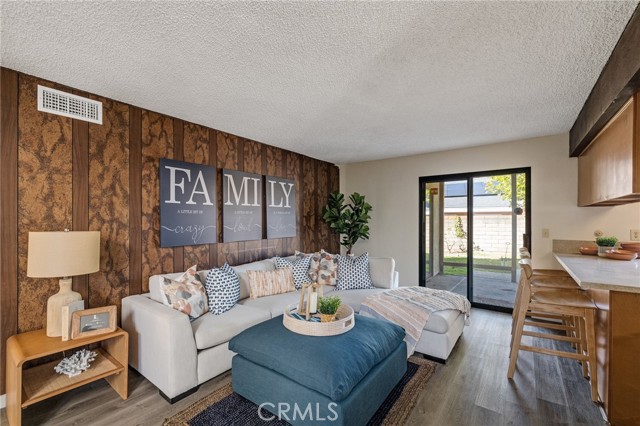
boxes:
[1,1,638,164]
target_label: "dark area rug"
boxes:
[164,356,437,426]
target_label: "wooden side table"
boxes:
[6,327,128,426]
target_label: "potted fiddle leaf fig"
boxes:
[595,236,618,257]
[322,191,372,255]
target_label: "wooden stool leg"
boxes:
[508,301,527,378]
[575,317,588,378]
[585,309,598,402]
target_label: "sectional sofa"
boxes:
[121,256,465,401]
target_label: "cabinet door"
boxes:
[578,96,636,206]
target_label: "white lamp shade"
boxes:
[27,231,100,278]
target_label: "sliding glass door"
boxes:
[419,168,531,311]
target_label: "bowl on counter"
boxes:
[579,246,598,256]
[604,249,638,261]
[619,242,640,255]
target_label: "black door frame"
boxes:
[418,167,532,313]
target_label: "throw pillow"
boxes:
[204,263,241,315]
[295,250,315,259]
[274,256,312,289]
[246,268,296,299]
[336,252,374,290]
[309,249,339,285]
[160,265,209,319]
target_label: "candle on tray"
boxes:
[309,292,318,314]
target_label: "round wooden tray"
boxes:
[604,249,638,261]
[283,304,355,336]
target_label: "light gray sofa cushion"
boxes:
[191,305,270,350]
[238,290,301,318]
[369,257,395,288]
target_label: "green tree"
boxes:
[454,216,466,239]
[484,174,526,207]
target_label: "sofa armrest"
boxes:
[369,257,397,289]
[122,294,198,399]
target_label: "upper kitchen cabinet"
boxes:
[578,93,640,206]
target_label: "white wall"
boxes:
[341,133,640,286]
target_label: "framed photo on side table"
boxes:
[71,305,117,340]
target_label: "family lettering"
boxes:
[160,160,297,246]
[222,170,263,242]
[224,174,261,207]
[164,165,214,205]
[265,176,296,239]
[159,159,217,247]
[267,180,294,208]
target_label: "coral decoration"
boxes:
[54,349,97,377]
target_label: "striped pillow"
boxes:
[247,268,296,299]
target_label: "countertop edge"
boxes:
[553,253,640,294]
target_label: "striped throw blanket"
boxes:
[359,287,471,357]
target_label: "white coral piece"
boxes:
[54,349,98,377]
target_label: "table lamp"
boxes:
[27,230,100,337]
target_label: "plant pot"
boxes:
[319,313,336,323]
[598,246,614,257]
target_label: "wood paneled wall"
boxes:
[0,68,339,394]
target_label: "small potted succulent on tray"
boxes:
[318,296,342,323]
[595,236,618,257]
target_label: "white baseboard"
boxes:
[0,393,5,409]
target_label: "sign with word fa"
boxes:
[159,159,217,247]
[222,169,263,242]
[265,176,296,238]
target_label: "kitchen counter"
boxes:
[553,253,640,293]
[553,252,640,425]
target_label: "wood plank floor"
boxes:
[1,309,606,426]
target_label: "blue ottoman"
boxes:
[229,315,407,426]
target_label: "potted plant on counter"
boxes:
[318,296,342,323]
[595,236,618,257]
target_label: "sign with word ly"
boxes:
[223,169,263,242]
[159,159,217,247]
[265,176,296,238]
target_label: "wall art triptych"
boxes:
[159,159,296,247]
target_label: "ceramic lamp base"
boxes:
[47,278,82,337]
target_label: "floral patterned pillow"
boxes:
[160,265,209,319]
[309,250,339,286]
[295,250,316,259]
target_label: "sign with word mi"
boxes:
[159,158,217,247]
[265,176,296,238]
[222,169,263,242]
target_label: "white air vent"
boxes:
[37,85,102,124]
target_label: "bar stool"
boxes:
[513,260,580,326]
[509,264,598,402]
[512,261,585,365]
[511,261,580,353]
[519,259,579,290]
[519,247,571,279]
